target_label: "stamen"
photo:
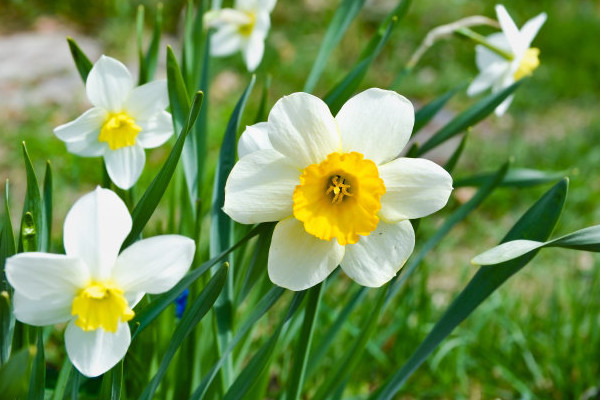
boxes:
[326,175,353,204]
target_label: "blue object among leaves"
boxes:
[175,289,189,319]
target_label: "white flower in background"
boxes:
[54,56,173,189]
[204,0,277,71]
[5,187,195,377]
[467,5,547,115]
[224,88,453,291]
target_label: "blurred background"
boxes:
[1,0,599,398]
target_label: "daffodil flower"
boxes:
[204,0,277,71]
[223,88,453,291]
[467,5,547,115]
[5,187,195,377]
[54,55,173,189]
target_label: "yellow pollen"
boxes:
[98,112,142,151]
[293,152,385,245]
[326,175,353,204]
[238,12,256,37]
[514,47,540,80]
[71,281,134,333]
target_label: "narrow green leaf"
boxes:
[287,283,323,400]
[42,161,52,253]
[372,179,568,399]
[51,359,73,400]
[549,225,600,251]
[194,25,211,196]
[0,346,35,398]
[138,4,163,85]
[210,76,256,388]
[1,180,16,291]
[190,285,285,400]
[99,361,122,400]
[303,0,366,93]
[413,83,465,135]
[454,167,567,188]
[443,133,467,174]
[221,292,306,400]
[313,286,388,400]
[237,223,274,303]
[254,75,271,123]
[417,81,523,155]
[139,264,229,400]
[136,5,145,83]
[19,143,43,253]
[121,91,204,250]
[66,37,93,82]
[388,161,510,299]
[28,329,45,400]
[131,223,266,338]
[0,292,11,365]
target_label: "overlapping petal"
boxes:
[243,34,265,72]
[467,61,509,96]
[237,122,272,158]
[268,93,341,167]
[63,187,132,280]
[136,111,174,149]
[124,80,169,120]
[268,218,344,291]
[86,55,134,112]
[224,149,300,224]
[12,291,74,326]
[337,88,414,165]
[341,220,414,287]
[65,321,131,378]
[104,144,146,190]
[378,157,453,222]
[112,235,195,294]
[518,12,547,51]
[211,23,244,57]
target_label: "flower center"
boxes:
[71,281,134,333]
[293,152,385,246]
[238,12,256,37]
[98,112,142,151]
[514,47,540,80]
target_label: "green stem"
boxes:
[455,27,514,61]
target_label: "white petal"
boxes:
[65,321,131,378]
[136,111,174,149]
[337,88,414,165]
[104,144,146,190]
[13,291,74,326]
[238,122,272,158]
[86,55,134,112]
[467,62,509,96]
[268,218,344,291]
[112,235,195,294]
[341,220,414,287]
[124,80,169,120]
[494,94,514,116]
[210,24,243,57]
[258,0,277,12]
[268,92,340,167]
[242,34,265,72]
[54,107,106,142]
[64,187,132,280]
[471,240,543,266]
[518,12,547,51]
[223,149,299,224]
[66,135,107,157]
[378,157,453,222]
[475,33,511,72]
[495,5,521,55]
[5,253,88,299]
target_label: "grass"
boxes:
[1,0,600,398]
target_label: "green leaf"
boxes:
[287,283,323,400]
[19,143,43,253]
[237,223,274,303]
[313,286,388,400]
[416,80,523,156]
[454,167,568,188]
[371,178,568,399]
[221,292,306,400]
[137,4,163,85]
[99,361,122,400]
[28,329,45,400]
[303,0,366,93]
[413,83,465,135]
[0,292,11,365]
[42,161,52,253]
[190,285,285,400]
[139,264,229,400]
[0,346,35,398]
[254,75,271,123]
[1,180,16,291]
[67,37,93,82]
[443,133,467,174]
[210,76,256,387]
[51,359,73,400]
[121,91,204,250]
[388,161,510,299]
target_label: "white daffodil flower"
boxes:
[54,55,173,189]
[224,88,453,291]
[204,0,277,71]
[5,187,195,377]
[467,5,547,115]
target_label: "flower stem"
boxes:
[455,27,514,61]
